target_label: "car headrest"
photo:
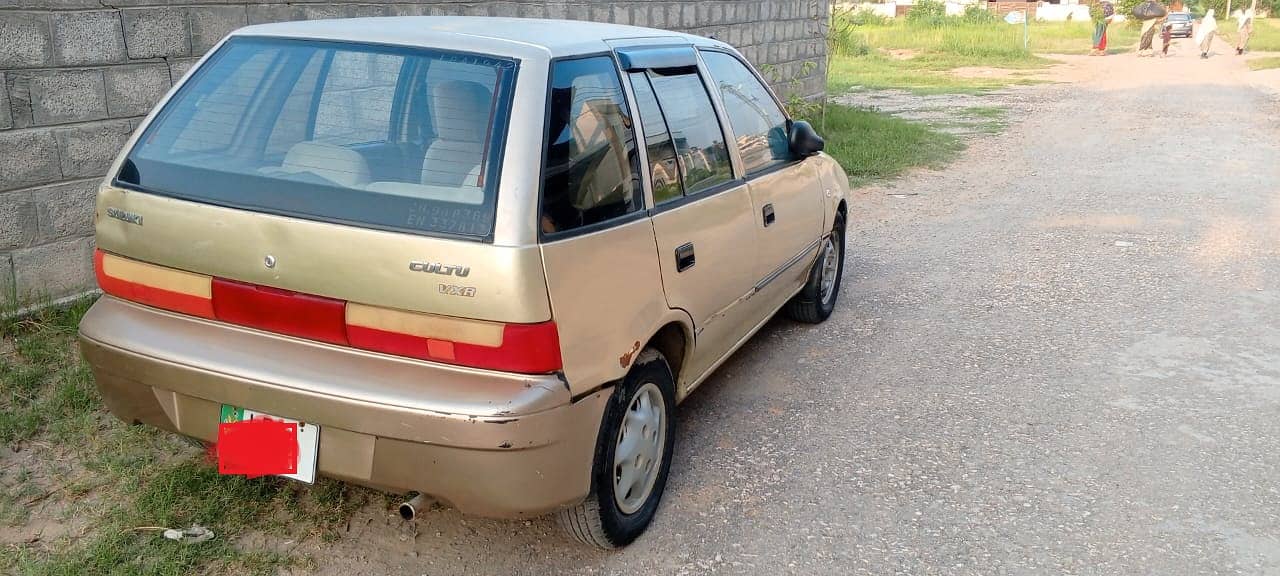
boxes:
[431,81,493,143]
[281,141,370,187]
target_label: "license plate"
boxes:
[218,405,319,483]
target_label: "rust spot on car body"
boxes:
[619,340,642,368]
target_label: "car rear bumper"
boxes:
[78,296,609,518]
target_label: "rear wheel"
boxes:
[785,212,846,324]
[557,349,676,548]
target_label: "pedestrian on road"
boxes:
[1196,9,1218,58]
[1092,1,1116,55]
[1161,23,1173,57]
[1236,9,1255,55]
[1139,16,1164,56]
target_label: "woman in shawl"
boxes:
[1139,16,1165,56]
[1196,9,1218,59]
[1092,1,1116,55]
[1236,9,1255,55]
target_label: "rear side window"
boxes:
[642,69,733,196]
[700,51,792,175]
[539,56,642,235]
[119,37,517,239]
[627,72,683,204]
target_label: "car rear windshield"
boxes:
[118,37,517,239]
[1170,13,1191,20]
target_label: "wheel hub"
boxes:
[613,382,666,515]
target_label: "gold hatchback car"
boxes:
[79,17,850,548]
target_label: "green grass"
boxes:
[801,103,963,185]
[0,300,379,576]
[1248,56,1280,70]
[826,20,1145,95]
[1219,18,1280,52]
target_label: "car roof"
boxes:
[231,16,730,59]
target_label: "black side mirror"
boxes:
[788,120,824,157]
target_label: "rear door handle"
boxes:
[675,242,696,272]
[762,204,776,227]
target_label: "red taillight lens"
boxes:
[347,320,562,374]
[95,250,215,319]
[211,278,347,345]
[97,250,563,374]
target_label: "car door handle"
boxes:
[762,204,776,227]
[675,242,696,272]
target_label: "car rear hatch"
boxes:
[93,35,560,375]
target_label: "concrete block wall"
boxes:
[0,0,829,306]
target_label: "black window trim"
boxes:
[696,47,806,182]
[615,47,741,216]
[629,70,687,208]
[114,35,521,243]
[537,51,648,243]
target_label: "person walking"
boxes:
[1236,9,1255,55]
[1161,23,1173,57]
[1139,16,1164,56]
[1092,1,1117,55]
[1196,9,1218,58]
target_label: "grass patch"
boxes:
[802,103,963,185]
[1248,56,1280,70]
[1219,18,1280,52]
[826,20,1146,95]
[0,300,378,576]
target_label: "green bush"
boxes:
[961,4,999,24]
[907,0,949,25]
[829,8,877,56]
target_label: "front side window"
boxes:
[700,51,792,175]
[644,69,733,196]
[540,56,641,235]
[120,37,517,238]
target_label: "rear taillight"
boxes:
[212,278,347,345]
[95,250,215,319]
[94,250,562,374]
[346,304,562,373]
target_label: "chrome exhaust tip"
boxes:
[399,493,430,521]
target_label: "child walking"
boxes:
[1161,23,1173,57]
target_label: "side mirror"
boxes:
[788,120,825,157]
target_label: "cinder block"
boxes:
[0,73,11,130]
[168,58,201,84]
[53,119,133,180]
[247,4,305,25]
[123,8,190,59]
[681,3,697,28]
[28,69,107,126]
[104,64,171,119]
[51,11,126,66]
[666,4,682,28]
[349,5,390,18]
[0,253,14,308]
[11,235,96,301]
[4,72,34,128]
[590,5,610,23]
[302,5,353,20]
[188,6,247,53]
[545,2,568,20]
[0,190,39,250]
[388,5,432,17]
[491,2,521,18]
[0,12,52,69]
[33,179,98,243]
[0,128,62,192]
[518,3,547,19]
[630,5,649,27]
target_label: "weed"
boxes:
[799,103,963,186]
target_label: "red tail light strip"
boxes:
[94,250,215,319]
[94,250,562,374]
[211,278,348,346]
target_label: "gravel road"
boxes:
[302,49,1280,576]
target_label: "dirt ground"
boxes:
[268,41,1280,575]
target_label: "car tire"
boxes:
[557,349,676,549]
[785,212,846,324]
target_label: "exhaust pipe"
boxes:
[399,493,430,521]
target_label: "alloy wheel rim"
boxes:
[819,236,838,305]
[613,382,666,515]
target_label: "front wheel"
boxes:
[785,212,846,324]
[557,349,676,548]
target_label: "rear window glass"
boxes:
[119,37,517,239]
